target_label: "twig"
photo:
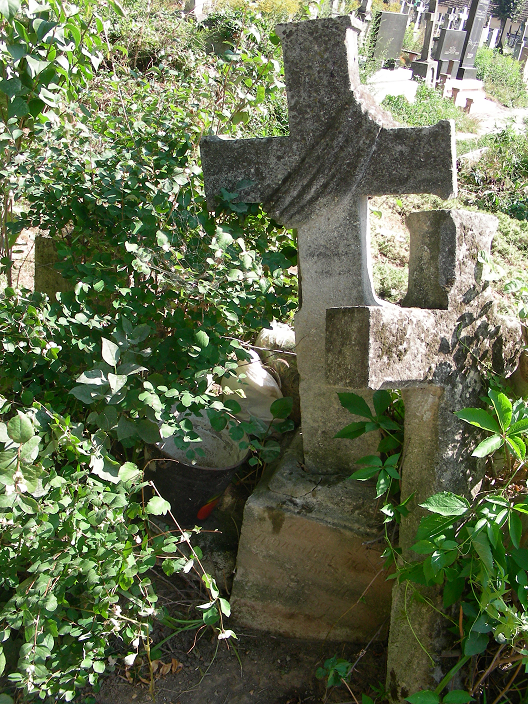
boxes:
[490,660,523,704]
[470,644,506,694]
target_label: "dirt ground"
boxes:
[95,621,387,704]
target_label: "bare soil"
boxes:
[95,624,387,704]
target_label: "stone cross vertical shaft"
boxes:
[201,15,456,474]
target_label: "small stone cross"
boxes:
[326,209,520,697]
[201,16,456,474]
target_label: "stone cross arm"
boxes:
[326,210,521,391]
[200,16,456,228]
[201,120,455,227]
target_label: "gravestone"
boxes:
[411,0,439,85]
[371,11,409,61]
[434,28,466,78]
[457,0,490,79]
[201,15,456,640]
[514,22,528,59]
[326,210,520,698]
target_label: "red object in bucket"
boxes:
[196,497,221,521]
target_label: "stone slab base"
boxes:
[231,433,392,641]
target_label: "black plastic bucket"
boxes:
[144,412,249,527]
[145,450,245,527]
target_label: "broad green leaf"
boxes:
[270,397,293,419]
[7,95,29,119]
[455,408,501,434]
[116,416,136,442]
[0,0,21,19]
[219,598,231,616]
[44,594,58,613]
[350,466,380,481]
[472,434,503,458]
[0,77,21,98]
[96,407,118,431]
[93,660,105,674]
[208,414,227,431]
[506,434,525,460]
[108,373,127,395]
[101,337,120,366]
[376,469,391,498]
[118,462,141,482]
[334,421,367,440]
[19,435,40,462]
[373,389,392,417]
[509,417,528,435]
[509,511,523,549]
[194,330,209,348]
[405,691,440,704]
[356,455,383,467]
[137,419,161,444]
[471,532,494,573]
[0,450,17,471]
[419,492,470,517]
[7,411,34,443]
[464,630,488,656]
[26,56,50,78]
[443,691,474,704]
[0,422,8,443]
[512,548,528,570]
[337,392,373,419]
[90,455,120,484]
[443,577,465,608]
[489,389,512,431]
[411,540,435,555]
[0,647,5,677]
[69,385,105,404]
[75,369,108,386]
[146,496,171,515]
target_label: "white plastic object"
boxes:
[221,349,283,422]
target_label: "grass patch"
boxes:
[475,46,528,108]
[382,82,479,133]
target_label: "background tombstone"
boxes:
[457,0,490,79]
[370,10,409,62]
[326,210,520,699]
[201,15,456,640]
[514,21,528,59]
[434,28,466,78]
[411,0,439,85]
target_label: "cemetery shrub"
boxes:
[474,47,528,109]
[0,3,299,700]
[382,83,479,132]
[458,125,528,221]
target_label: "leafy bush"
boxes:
[382,82,479,132]
[475,46,528,109]
[458,125,528,221]
[0,401,234,701]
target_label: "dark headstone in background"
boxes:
[371,11,409,61]
[457,0,490,79]
[434,28,466,61]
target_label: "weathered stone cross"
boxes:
[201,15,457,474]
[325,209,521,697]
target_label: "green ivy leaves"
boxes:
[456,389,528,460]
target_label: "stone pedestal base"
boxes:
[456,66,478,80]
[411,59,438,86]
[231,433,392,641]
[34,236,73,298]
